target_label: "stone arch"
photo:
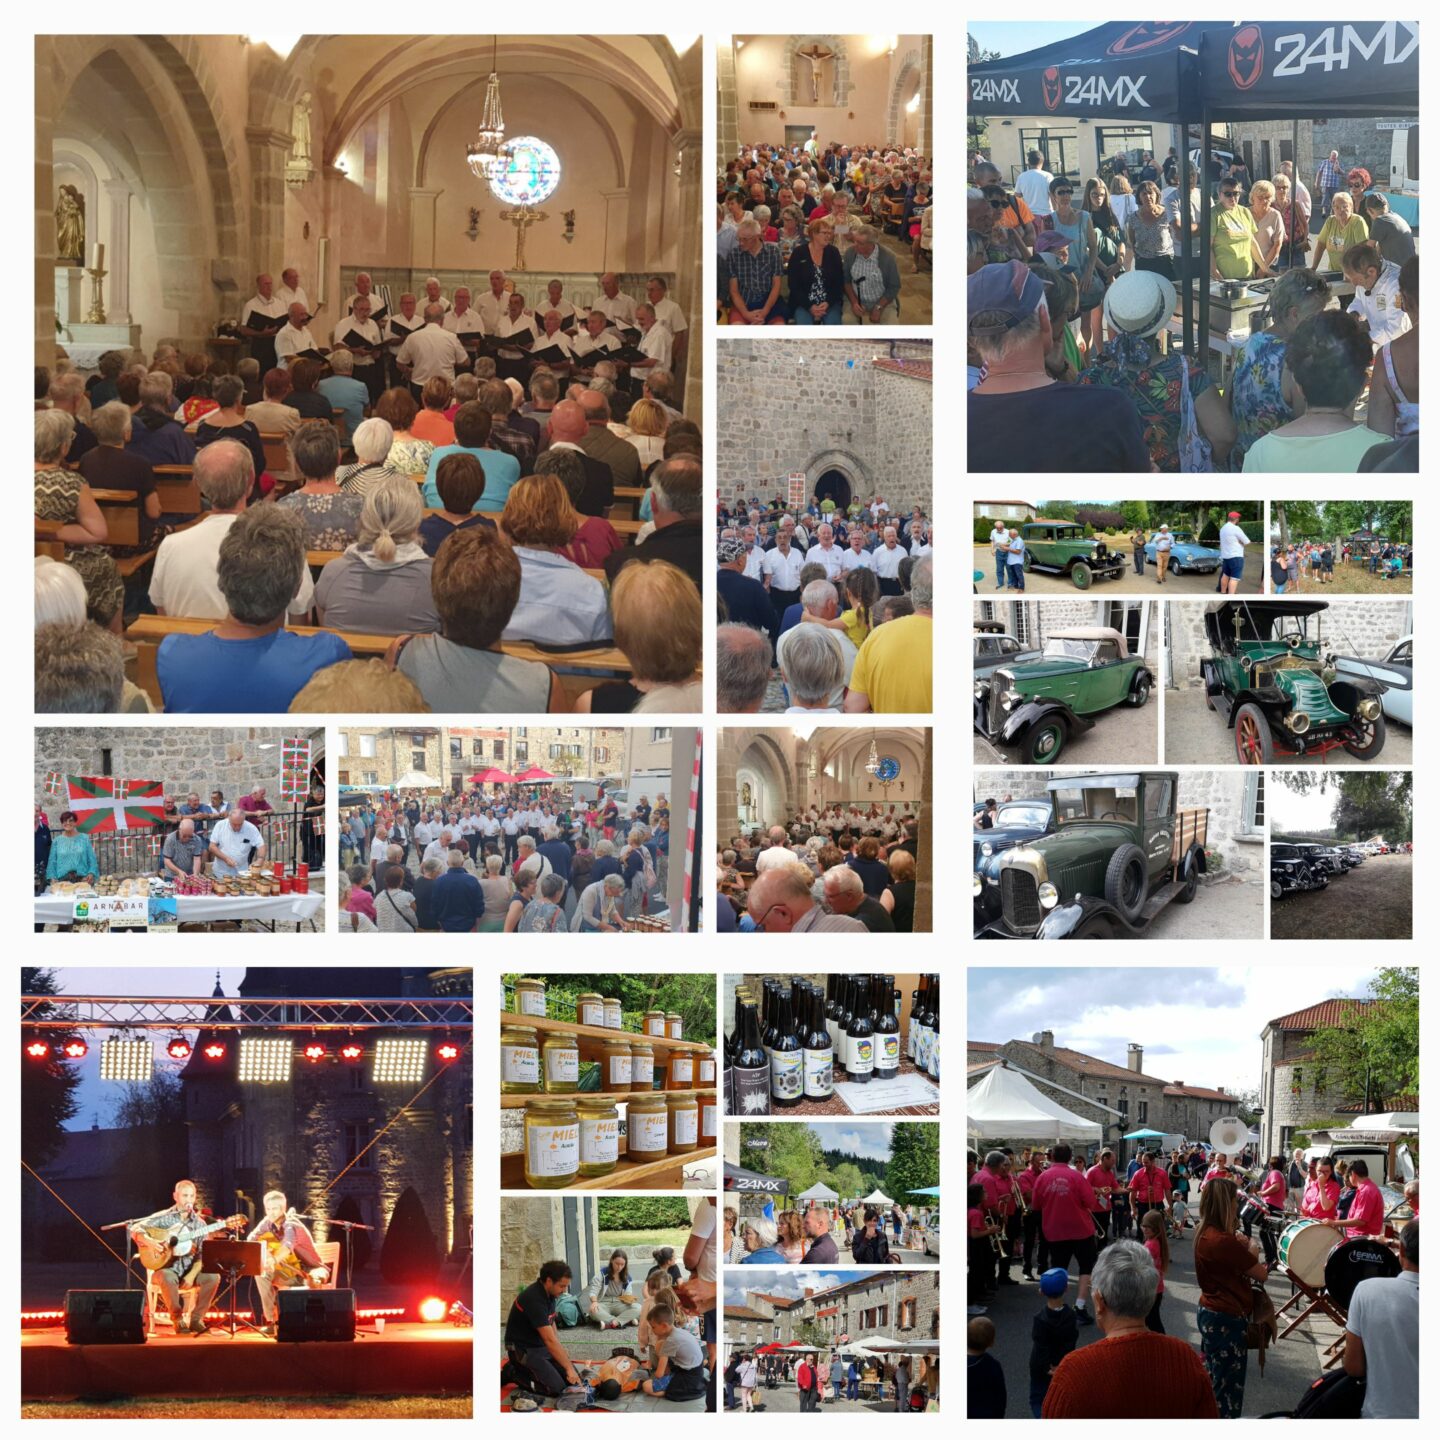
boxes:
[780,35,853,108]
[737,732,794,824]
[803,448,872,504]
[886,49,922,148]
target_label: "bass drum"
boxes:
[1324,1236,1400,1313]
[1277,1219,1333,1286]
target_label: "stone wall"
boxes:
[972,599,1161,674]
[34,726,321,815]
[873,367,932,507]
[1230,118,1416,196]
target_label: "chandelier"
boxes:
[466,37,509,182]
[864,733,881,778]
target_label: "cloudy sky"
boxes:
[968,966,1384,1096]
[725,1267,861,1309]
[1267,780,1341,830]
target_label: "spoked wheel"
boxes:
[1343,712,1387,761]
[1234,703,1274,765]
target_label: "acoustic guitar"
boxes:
[135,1214,247,1272]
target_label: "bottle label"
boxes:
[545,1048,579,1083]
[580,1116,618,1165]
[699,1059,716,1084]
[518,990,546,1017]
[608,1054,633,1088]
[702,1103,717,1135]
[771,1050,804,1100]
[580,1002,604,1028]
[733,1065,770,1116]
[629,1110,669,1152]
[526,1123,578,1178]
[672,1057,694,1083]
[930,1036,940,1080]
[850,1037,874,1074]
[804,1048,834,1096]
[673,1109,698,1145]
[503,1044,540,1083]
[633,1056,654,1084]
[879,1035,901,1066]
[647,1018,666,1037]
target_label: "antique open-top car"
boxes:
[975,771,1208,939]
[1200,601,1389,764]
[1271,841,1328,898]
[1020,522,1126,589]
[974,626,1152,765]
[973,620,1041,679]
[1145,528,1222,574]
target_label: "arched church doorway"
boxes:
[815,470,851,509]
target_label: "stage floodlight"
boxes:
[238,1037,293,1083]
[373,1037,428,1084]
[203,1041,227,1060]
[436,1041,460,1062]
[167,1038,192,1061]
[340,1043,364,1062]
[25,1040,51,1060]
[418,1296,448,1323]
[99,1038,152,1082]
[303,1042,327,1062]
[61,1039,88,1059]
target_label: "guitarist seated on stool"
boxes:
[131,1178,240,1336]
[248,1190,330,1336]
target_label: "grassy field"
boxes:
[22,1397,472,1419]
[600,1227,692,1252]
[1269,562,1412,595]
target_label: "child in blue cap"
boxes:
[1028,1266,1079,1417]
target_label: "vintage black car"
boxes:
[975,771,1208,939]
[973,620,1041,679]
[1295,841,1348,877]
[973,798,1058,930]
[1200,601,1389,764]
[1271,842,1328,898]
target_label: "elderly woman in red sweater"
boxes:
[1042,1240,1218,1418]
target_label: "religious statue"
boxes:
[55,184,85,264]
[290,92,313,166]
[796,43,835,104]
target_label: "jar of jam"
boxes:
[577,1098,619,1179]
[524,1098,578,1189]
[541,1031,579,1093]
[700,1092,718,1146]
[666,1012,684,1041]
[625,1094,669,1160]
[667,1047,695,1091]
[666,1091,699,1154]
[696,1045,716,1087]
[501,1025,541,1094]
[575,992,605,1029]
[629,1040,655,1092]
[601,1036,633,1092]
[643,1008,667,1038]
[514,977,547,1018]
[603,997,623,1030]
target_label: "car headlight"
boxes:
[1001,689,1022,712]
[981,841,994,856]
[973,873,982,897]
[974,682,986,699]
[1038,882,1058,910]
[1358,698,1381,721]
[1284,711,1311,734]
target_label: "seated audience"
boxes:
[277,420,364,548]
[421,400,520,510]
[419,452,496,557]
[193,373,269,495]
[243,367,303,482]
[411,375,457,446]
[337,416,397,498]
[605,454,703,589]
[79,401,164,545]
[126,371,197,466]
[35,558,150,712]
[577,560,701,714]
[536,449,623,569]
[35,619,130,713]
[284,358,334,421]
[287,657,428,713]
[318,350,369,446]
[376,387,435,476]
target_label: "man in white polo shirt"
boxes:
[395,304,469,397]
[762,527,807,638]
[209,809,266,878]
[872,526,906,596]
[810,523,845,580]
[841,528,873,574]
[274,303,321,365]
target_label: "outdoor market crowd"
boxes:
[1271,537,1412,592]
[726,1348,931,1413]
[967,1144,1419,1420]
[339,784,671,934]
[719,139,932,325]
[727,1199,931,1268]
[717,496,933,714]
[35,285,705,716]
[968,147,1418,474]
[717,807,920,933]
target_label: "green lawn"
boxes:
[599,1227,692,1253]
[1271,562,1412,595]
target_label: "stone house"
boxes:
[974,499,1038,526]
[973,597,1160,670]
[970,767,1265,879]
[1226,117,1417,202]
[337,726,624,790]
[723,1288,812,1348]
[1163,1083,1242,1145]
[809,1270,940,1345]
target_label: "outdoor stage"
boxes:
[22,1322,472,1400]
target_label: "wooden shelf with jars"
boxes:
[500,1087,717,1110]
[499,1145,718,1191]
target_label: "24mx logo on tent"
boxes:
[1271,22,1419,78]
[970,77,1020,104]
[1228,25,1265,90]
[1107,22,1194,56]
[1048,71,1150,110]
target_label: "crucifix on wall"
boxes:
[796,43,836,104]
[498,205,548,271]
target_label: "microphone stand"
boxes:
[326,1218,376,1329]
[100,1217,151,1292]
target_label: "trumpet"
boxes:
[1011,1176,1029,1215]
[982,1207,1004,1256]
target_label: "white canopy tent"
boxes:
[796,1182,840,1202]
[393,770,443,789]
[861,1189,895,1207]
[847,1336,940,1354]
[967,1060,1103,1142]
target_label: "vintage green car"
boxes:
[1200,601,1389,764]
[1020,522,1126,589]
[975,770,1208,939]
[974,627,1152,765]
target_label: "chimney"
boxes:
[1039,1030,1055,1049]
[1173,1079,1183,1087]
[804,1288,814,1299]
[1127,1043,1144,1073]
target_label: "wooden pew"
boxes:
[123,614,634,711]
[34,520,65,560]
[258,432,292,476]
[303,547,605,584]
[151,465,202,513]
[613,484,647,518]
[89,489,142,548]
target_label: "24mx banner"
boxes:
[65,776,165,833]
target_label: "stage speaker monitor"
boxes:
[64,1289,147,1345]
[276,1287,356,1342]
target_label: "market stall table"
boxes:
[35,890,324,931]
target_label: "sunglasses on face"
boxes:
[1054,188,1074,198]
[988,199,1009,210]
[1221,189,1239,198]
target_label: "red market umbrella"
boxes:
[470,769,516,784]
[515,766,556,782]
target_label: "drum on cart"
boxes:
[1277,1218,1333,1286]
[1323,1236,1400,1313]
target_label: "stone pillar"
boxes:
[716,734,740,851]
[409,187,443,272]
[716,39,740,165]
[671,126,704,421]
[920,35,934,158]
[35,51,56,367]
[247,126,293,283]
[600,188,631,270]
[104,180,134,323]
[914,726,933,933]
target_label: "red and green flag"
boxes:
[65,776,165,833]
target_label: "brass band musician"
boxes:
[248,1189,330,1336]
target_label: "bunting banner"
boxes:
[279,738,312,804]
[65,776,165,833]
[269,818,291,848]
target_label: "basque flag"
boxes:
[65,776,165,833]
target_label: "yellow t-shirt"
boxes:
[848,614,933,712]
[840,608,871,650]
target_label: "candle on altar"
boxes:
[93,242,105,271]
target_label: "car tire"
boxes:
[1233,702,1275,764]
[1024,717,1068,765]
[1174,863,1200,903]
[1270,879,1283,899]
[1204,686,1217,712]
[1022,551,1033,574]
[1103,843,1148,922]
[1073,919,1113,938]
[1343,711,1387,761]
[1070,562,1092,590]
[1127,672,1152,708]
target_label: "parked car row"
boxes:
[1270,836,1412,899]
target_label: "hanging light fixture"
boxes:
[467,36,509,183]
[864,732,882,778]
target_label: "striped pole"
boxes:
[680,732,702,933]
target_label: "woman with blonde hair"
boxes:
[776,1209,806,1263]
[476,853,513,932]
[1248,180,1285,273]
[623,398,668,469]
[576,560,700,714]
[314,472,439,634]
[879,848,916,931]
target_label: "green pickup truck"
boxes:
[1020,522,1126,589]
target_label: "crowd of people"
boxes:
[339,783,672,933]
[716,495,932,714]
[36,270,703,715]
[719,139,932,325]
[726,1199,930,1267]
[726,1347,927,1412]
[969,149,1419,473]
[1270,536,1412,592]
[967,1143,1419,1419]
[717,807,920,933]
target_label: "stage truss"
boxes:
[20,995,474,1031]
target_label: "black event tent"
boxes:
[969,20,1420,358]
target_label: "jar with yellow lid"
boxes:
[577,1098,619,1178]
[603,997,623,1030]
[601,1036,633,1092]
[643,1008,667,1038]
[629,1039,655,1092]
[513,977,547,1018]
[666,1047,695,1091]
[524,1098,578,1189]
[575,992,605,1029]
[696,1045,716,1087]
[699,1092,718,1146]
[541,1031,579,1093]
[501,1025,541,1094]
[666,1012,684,1041]
[666,1091,699,1153]
[625,1094,669,1160]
